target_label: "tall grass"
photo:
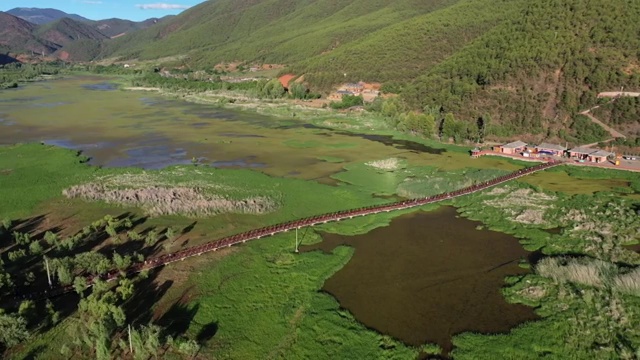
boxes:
[614,268,640,296]
[536,257,615,288]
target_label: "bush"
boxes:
[330,95,364,109]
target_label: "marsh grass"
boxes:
[536,257,614,287]
[614,268,640,295]
[63,183,276,217]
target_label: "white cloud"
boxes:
[82,1,103,4]
[135,3,191,10]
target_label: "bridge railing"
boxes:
[16,160,561,301]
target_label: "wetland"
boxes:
[1,75,639,359]
[305,206,538,351]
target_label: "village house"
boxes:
[328,90,355,100]
[568,147,594,161]
[568,147,614,163]
[494,140,527,155]
[588,149,614,163]
[344,82,364,94]
[535,143,567,157]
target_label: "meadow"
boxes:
[1,75,640,359]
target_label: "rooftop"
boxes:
[568,147,595,154]
[502,140,527,149]
[536,142,566,151]
[590,150,614,157]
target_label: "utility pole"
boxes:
[294,227,300,253]
[44,256,52,288]
[128,324,133,354]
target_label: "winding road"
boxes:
[22,159,563,301]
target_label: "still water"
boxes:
[305,206,538,351]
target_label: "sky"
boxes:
[1,0,202,21]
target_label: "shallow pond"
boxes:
[0,76,516,180]
[304,206,538,352]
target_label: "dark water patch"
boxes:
[0,96,43,103]
[303,206,537,353]
[211,156,266,168]
[192,122,209,128]
[108,145,192,169]
[139,97,161,106]
[542,227,563,235]
[275,123,331,130]
[183,108,239,120]
[82,82,118,91]
[218,132,266,138]
[41,139,112,150]
[30,102,68,108]
[335,132,444,154]
[0,118,15,126]
[624,244,640,253]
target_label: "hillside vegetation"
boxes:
[100,0,462,65]
[98,0,640,141]
[402,0,640,138]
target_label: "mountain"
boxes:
[0,12,107,61]
[6,7,169,39]
[35,18,108,46]
[0,12,58,55]
[100,0,640,140]
[92,17,168,38]
[33,18,108,61]
[100,0,463,64]
[7,7,89,25]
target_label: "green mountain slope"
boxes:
[100,0,460,64]
[97,0,640,139]
[402,0,640,136]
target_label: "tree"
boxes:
[0,313,29,347]
[18,300,35,323]
[74,276,87,296]
[29,241,43,255]
[289,82,308,99]
[441,113,457,140]
[165,227,177,242]
[44,231,58,245]
[116,278,134,300]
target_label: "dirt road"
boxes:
[597,91,640,98]
[579,108,626,139]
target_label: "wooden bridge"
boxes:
[22,160,563,301]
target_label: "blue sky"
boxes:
[2,0,202,21]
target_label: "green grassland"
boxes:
[2,138,640,358]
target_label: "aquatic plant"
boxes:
[63,183,277,217]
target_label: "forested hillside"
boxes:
[99,0,640,140]
[400,0,640,138]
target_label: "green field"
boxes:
[1,75,640,359]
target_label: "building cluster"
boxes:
[486,141,616,163]
[328,82,381,101]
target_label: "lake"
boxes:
[304,206,539,352]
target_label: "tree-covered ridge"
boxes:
[402,0,640,136]
[289,0,525,90]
